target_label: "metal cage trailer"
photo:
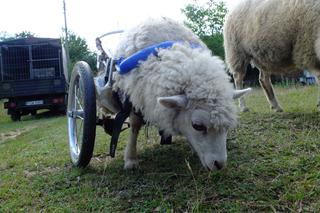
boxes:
[0,37,67,121]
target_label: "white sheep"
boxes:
[224,0,320,112]
[105,18,250,171]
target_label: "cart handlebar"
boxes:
[96,30,124,59]
[97,30,124,40]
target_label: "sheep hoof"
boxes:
[124,159,139,170]
[240,107,250,112]
[272,106,283,112]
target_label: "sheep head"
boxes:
[157,89,250,171]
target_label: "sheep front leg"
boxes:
[259,70,283,112]
[124,112,143,170]
[312,71,320,109]
[233,72,249,112]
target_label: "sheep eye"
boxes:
[192,123,207,132]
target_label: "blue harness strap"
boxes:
[117,41,200,75]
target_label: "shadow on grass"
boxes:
[21,110,66,121]
[31,110,320,211]
[55,138,254,211]
[84,138,203,179]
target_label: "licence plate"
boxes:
[25,100,44,106]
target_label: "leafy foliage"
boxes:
[182,0,228,59]
[0,31,35,41]
[182,0,227,36]
[14,31,35,39]
[0,32,11,41]
[62,32,97,75]
[201,33,225,59]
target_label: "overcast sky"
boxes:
[0,0,239,50]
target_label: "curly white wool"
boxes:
[113,18,237,135]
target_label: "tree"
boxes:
[14,31,35,39]
[0,31,12,41]
[182,0,228,59]
[0,31,35,41]
[62,32,96,75]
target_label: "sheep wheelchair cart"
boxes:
[67,31,172,168]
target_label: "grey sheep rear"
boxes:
[224,0,320,112]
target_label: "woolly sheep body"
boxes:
[114,18,236,134]
[224,0,320,111]
[111,18,242,170]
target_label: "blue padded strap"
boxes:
[117,41,199,75]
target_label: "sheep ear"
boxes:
[157,95,188,109]
[233,88,252,99]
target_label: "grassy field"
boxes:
[0,85,320,212]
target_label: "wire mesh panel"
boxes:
[1,46,30,80]
[0,41,62,81]
[0,38,66,99]
[32,43,61,79]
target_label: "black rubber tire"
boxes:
[11,111,21,121]
[68,61,96,168]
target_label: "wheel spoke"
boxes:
[76,119,84,153]
[74,84,78,111]
[72,80,84,155]
[76,95,84,111]
[77,81,85,108]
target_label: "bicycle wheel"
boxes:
[67,61,96,168]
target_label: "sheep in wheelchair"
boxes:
[101,18,251,171]
[68,18,250,171]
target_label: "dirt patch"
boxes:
[0,126,36,144]
[24,167,61,179]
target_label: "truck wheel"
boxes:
[67,61,96,168]
[11,111,21,121]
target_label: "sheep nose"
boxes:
[214,161,225,170]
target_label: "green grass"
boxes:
[1,85,320,212]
